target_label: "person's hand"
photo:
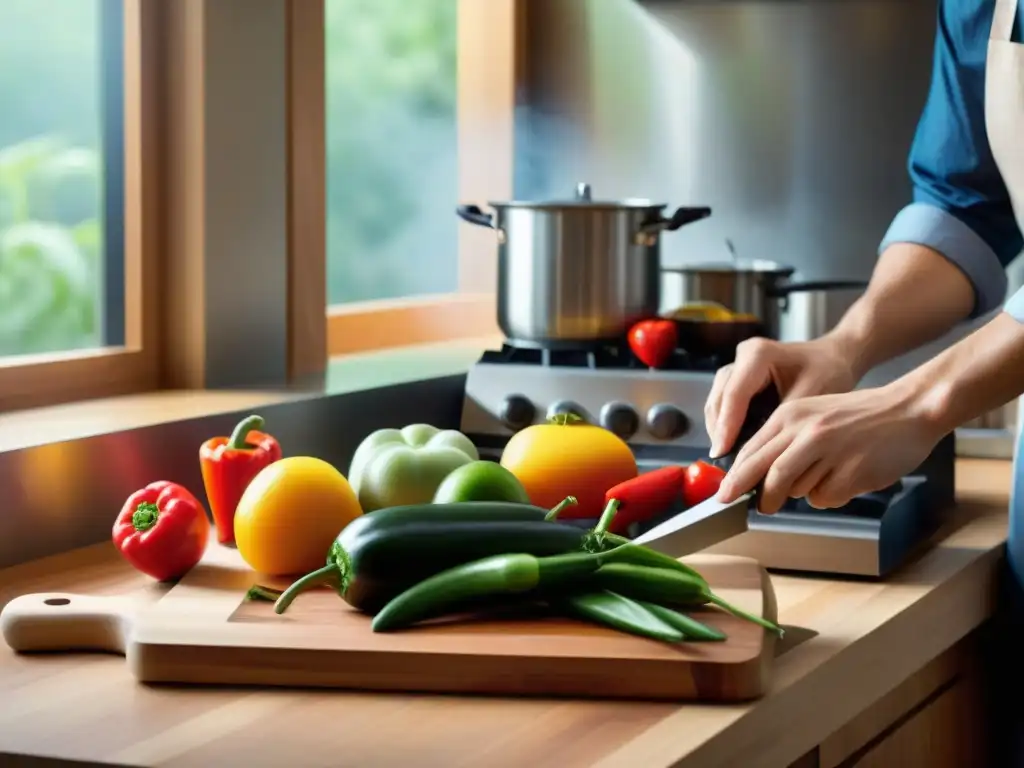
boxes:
[704,336,861,458]
[715,383,946,513]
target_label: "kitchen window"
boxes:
[318,0,519,355]
[0,0,161,412]
[0,0,522,415]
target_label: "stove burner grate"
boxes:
[479,343,732,372]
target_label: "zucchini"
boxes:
[340,500,556,534]
[340,520,607,613]
[273,502,615,615]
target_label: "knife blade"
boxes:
[631,492,752,556]
[631,383,781,556]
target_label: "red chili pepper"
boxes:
[628,319,678,368]
[682,460,727,508]
[112,481,210,581]
[603,465,686,534]
[199,414,282,544]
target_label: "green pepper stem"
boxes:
[535,550,610,582]
[227,414,265,450]
[273,564,338,614]
[547,412,583,426]
[247,585,283,602]
[544,496,579,521]
[592,499,620,536]
[706,592,784,637]
[132,502,159,532]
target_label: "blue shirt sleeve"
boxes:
[879,0,1023,318]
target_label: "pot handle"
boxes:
[639,206,712,235]
[768,279,869,297]
[456,204,495,229]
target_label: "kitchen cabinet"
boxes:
[787,632,989,768]
[851,679,983,767]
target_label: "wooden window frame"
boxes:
[0,0,522,413]
[0,0,162,412]
[288,0,525,358]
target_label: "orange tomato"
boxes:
[234,456,363,576]
[499,420,637,519]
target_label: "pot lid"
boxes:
[661,259,796,276]
[489,182,668,210]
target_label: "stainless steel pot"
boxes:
[456,182,711,348]
[659,260,867,340]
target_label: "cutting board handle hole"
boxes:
[43,598,71,606]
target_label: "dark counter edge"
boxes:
[0,374,469,570]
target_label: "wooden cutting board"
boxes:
[1,543,778,702]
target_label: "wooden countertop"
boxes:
[0,460,1011,768]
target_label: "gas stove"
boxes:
[461,341,729,462]
[460,340,957,578]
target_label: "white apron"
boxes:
[988,4,1024,761]
[991,0,1024,592]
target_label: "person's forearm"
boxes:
[823,243,976,381]
[892,311,1024,435]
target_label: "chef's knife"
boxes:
[632,384,781,556]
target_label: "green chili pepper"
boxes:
[591,563,783,636]
[552,590,685,644]
[595,537,708,585]
[557,499,709,585]
[636,601,726,641]
[592,563,705,602]
[371,549,614,632]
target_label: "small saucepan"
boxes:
[660,259,868,342]
[661,304,766,359]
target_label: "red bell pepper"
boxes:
[682,460,727,508]
[112,481,210,581]
[199,414,282,544]
[628,319,677,368]
[603,465,686,534]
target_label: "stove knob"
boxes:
[600,402,640,440]
[646,403,689,440]
[499,394,535,431]
[547,400,587,423]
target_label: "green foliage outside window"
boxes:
[0,0,102,356]
[324,0,459,305]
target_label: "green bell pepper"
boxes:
[348,424,479,512]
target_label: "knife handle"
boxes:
[709,383,781,475]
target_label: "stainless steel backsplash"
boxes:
[514,0,936,279]
[512,0,1019,451]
